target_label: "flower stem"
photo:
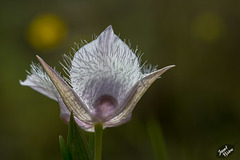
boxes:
[94,124,103,160]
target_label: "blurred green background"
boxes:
[1,0,240,159]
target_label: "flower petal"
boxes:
[36,55,93,124]
[56,94,94,131]
[56,93,70,123]
[20,63,58,101]
[105,65,175,127]
[70,25,142,111]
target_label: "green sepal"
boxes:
[89,132,95,157]
[146,116,168,160]
[67,113,93,160]
[59,135,71,160]
[59,113,93,160]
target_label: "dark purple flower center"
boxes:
[93,95,118,121]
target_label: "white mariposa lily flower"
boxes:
[20,25,174,132]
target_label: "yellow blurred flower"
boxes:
[27,14,67,51]
[191,12,225,42]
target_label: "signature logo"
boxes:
[217,144,235,158]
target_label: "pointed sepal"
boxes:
[36,55,92,123]
[106,65,175,125]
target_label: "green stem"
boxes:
[94,124,103,160]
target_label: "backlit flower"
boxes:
[20,25,174,132]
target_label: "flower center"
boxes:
[93,94,118,121]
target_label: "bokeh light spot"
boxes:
[27,14,67,51]
[191,12,225,42]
